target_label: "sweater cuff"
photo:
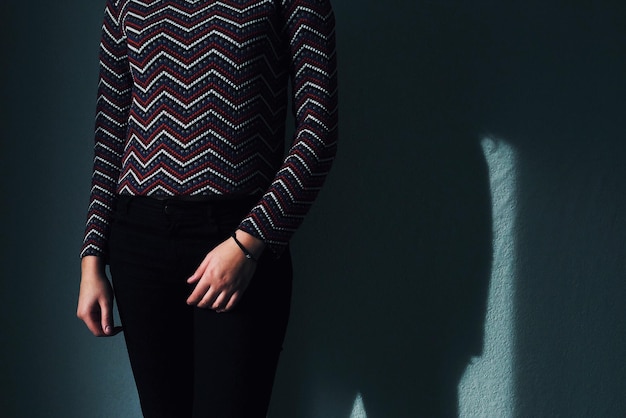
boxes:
[236,222,288,259]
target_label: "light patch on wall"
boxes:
[458,138,518,417]
[349,392,367,418]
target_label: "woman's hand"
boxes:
[187,230,265,312]
[76,256,123,337]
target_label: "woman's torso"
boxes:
[115,0,290,197]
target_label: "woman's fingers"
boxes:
[100,301,123,336]
[187,275,213,305]
[211,292,230,312]
[187,253,211,284]
[77,262,122,337]
[194,285,233,311]
[186,238,256,311]
[198,287,219,309]
[224,291,240,311]
[81,304,105,336]
[78,295,121,337]
[100,299,114,335]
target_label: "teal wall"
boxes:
[2,1,625,417]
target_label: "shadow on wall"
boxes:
[476,2,626,416]
[272,2,493,417]
[273,1,626,417]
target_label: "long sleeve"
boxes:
[81,0,132,258]
[81,0,337,258]
[238,0,338,254]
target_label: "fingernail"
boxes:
[105,325,111,333]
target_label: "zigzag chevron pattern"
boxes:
[82,0,338,257]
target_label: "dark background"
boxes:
[2,1,625,417]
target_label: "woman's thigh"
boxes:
[108,197,293,418]
[109,209,201,418]
[191,250,293,418]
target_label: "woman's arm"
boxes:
[81,0,132,259]
[187,0,338,311]
[186,230,265,312]
[78,0,131,335]
[77,256,123,336]
[237,0,339,255]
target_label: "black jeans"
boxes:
[108,195,293,418]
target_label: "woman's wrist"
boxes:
[81,255,106,277]
[232,229,265,261]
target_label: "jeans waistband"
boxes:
[115,194,260,220]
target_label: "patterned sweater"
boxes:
[81,0,338,258]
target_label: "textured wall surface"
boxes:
[459,138,517,417]
[2,1,625,417]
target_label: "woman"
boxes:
[76,0,338,416]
